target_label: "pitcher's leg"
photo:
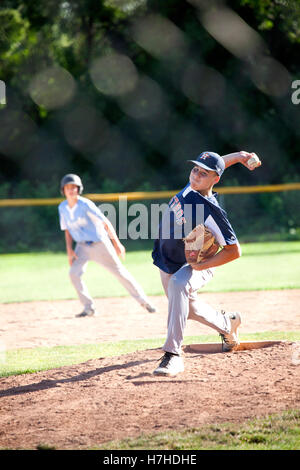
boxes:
[159,269,172,324]
[188,270,230,334]
[69,244,95,311]
[162,265,193,355]
[159,269,171,297]
[163,266,231,355]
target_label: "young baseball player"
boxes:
[152,151,261,376]
[58,174,157,317]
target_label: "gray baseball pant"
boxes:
[69,239,150,311]
[160,265,231,355]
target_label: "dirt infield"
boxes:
[1,289,300,449]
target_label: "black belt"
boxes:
[84,241,94,245]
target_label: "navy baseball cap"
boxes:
[188,151,225,177]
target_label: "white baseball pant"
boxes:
[159,264,231,355]
[69,239,150,311]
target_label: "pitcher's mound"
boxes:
[184,340,284,354]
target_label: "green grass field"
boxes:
[1,241,299,450]
[0,241,300,303]
[95,410,300,450]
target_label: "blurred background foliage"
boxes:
[0,0,299,251]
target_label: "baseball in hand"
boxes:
[247,154,260,169]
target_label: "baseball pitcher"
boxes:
[152,151,261,376]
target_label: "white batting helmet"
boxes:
[60,174,83,195]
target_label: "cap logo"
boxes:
[200,152,210,160]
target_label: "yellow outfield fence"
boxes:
[0,182,300,207]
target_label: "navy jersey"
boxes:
[152,183,238,274]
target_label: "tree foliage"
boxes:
[0,0,299,195]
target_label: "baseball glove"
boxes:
[183,224,220,265]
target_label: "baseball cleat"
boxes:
[143,302,157,313]
[76,307,98,318]
[220,311,241,351]
[153,352,184,376]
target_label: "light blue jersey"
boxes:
[58,196,108,243]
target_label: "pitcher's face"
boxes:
[189,166,220,193]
